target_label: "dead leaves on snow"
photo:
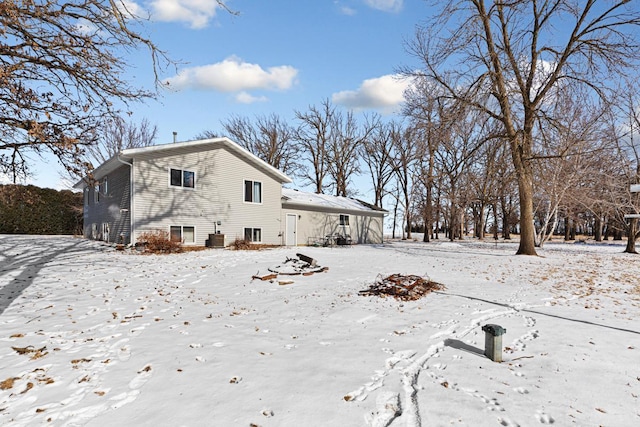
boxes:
[0,377,19,390]
[359,274,445,301]
[11,345,48,360]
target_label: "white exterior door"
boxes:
[286,214,297,246]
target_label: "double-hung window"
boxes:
[170,168,195,189]
[244,180,262,203]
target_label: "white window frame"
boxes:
[339,214,350,226]
[94,184,100,204]
[170,225,196,244]
[244,180,262,204]
[169,168,196,189]
[102,176,108,195]
[84,187,89,206]
[243,227,262,243]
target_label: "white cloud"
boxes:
[75,18,98,35]
[363,0,403,13]
[149,0,220,29]
[332,74,411,114]
[117,0,147,18]
[340,6,357,16]
[164,56,299,95]
[235,92,268,104]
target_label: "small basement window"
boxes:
[170,226,195,244]
[244,227,262,243]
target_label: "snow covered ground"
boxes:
[1,235,639,427]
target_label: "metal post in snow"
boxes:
[482,324,507,362]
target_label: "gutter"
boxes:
[116,154,135,245]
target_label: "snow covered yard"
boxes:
[1,235,639,427]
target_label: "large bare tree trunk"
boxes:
[625,219,639,254]
[514,154,537,254]
[594,216,603,242]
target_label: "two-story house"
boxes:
[75,137,386,246]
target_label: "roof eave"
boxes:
[122,137,292,184]
[282,200,387,216]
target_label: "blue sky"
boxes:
[15,0,435,191]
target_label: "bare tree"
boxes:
[610,84,640,253]
[83,117,158,168]
[294,100,334,193]
[434,106,488,241]
[389,125,421,239]
[222,114,300,177]
[326,111,377,197]
[361,119,395,208]
[0,0,171,181]
[194,130,223,140]
[405,0,640,255]
[468,137,503,240]
[532,89,609,247]
[404,81,465,242]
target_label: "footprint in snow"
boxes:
[498,416,520,426]
[110,390,140,409]
[128,326,145,336]
[365,392,401,427]
[344,386,368,402]
[535,411,555,424]
[364,375,384,392]
[117,345,131,362]
[128,365,152,390]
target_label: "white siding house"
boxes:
[76,138,291,246]
[281,189,386,245]
[76,137,387,247]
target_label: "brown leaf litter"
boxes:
[359,274,445,301]
[11,345,48,360]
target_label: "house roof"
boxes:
[74,137,292,188]
[281,188,387,215]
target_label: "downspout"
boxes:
[116,154,135,246]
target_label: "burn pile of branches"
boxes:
[359,274,445,301]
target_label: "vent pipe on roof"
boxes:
[173,131,177,143]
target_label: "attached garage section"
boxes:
[281,189,386,246]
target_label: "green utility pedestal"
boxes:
[482,324,507,362]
